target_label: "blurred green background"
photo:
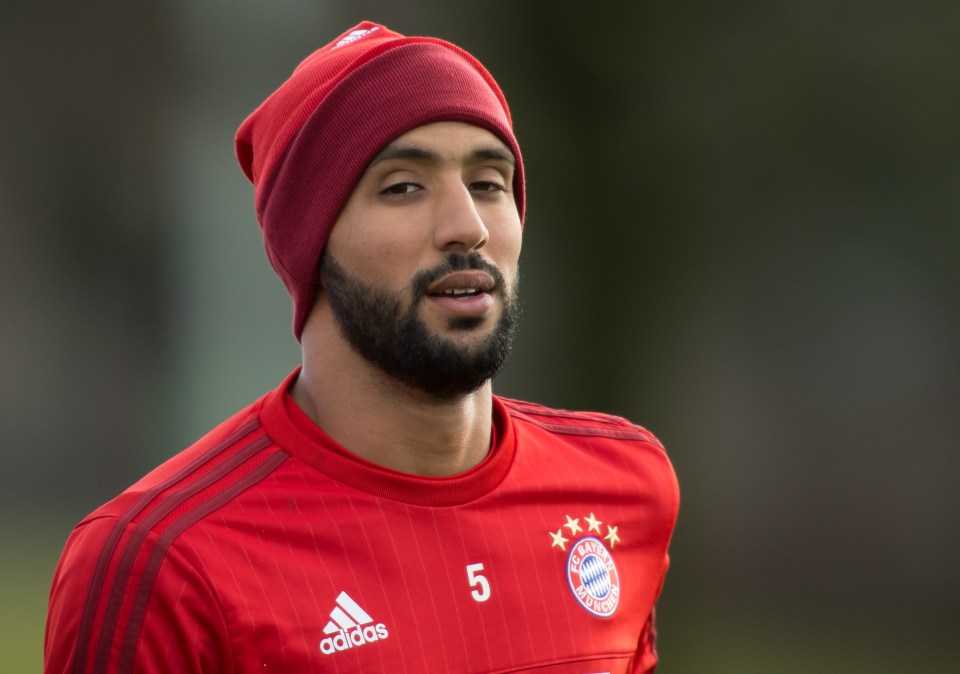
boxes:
[2,1,958,671]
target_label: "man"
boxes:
[45,21,679,674]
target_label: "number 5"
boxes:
[466,563,490,602]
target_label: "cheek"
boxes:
[490,218,523,267]
[328,221,427,281]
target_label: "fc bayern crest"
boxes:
[566,536,621,617]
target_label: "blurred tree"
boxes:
[0,2,177,513]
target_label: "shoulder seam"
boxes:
[511,409,661,443]
[500,397,629,426]
[501,398,661,445]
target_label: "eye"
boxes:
[380,182,421,196]
[470,180,506,194]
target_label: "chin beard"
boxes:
[319,252,519,400]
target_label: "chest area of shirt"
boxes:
[199,497,662,672]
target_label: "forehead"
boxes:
[371,121,515,165]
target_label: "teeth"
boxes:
[442,288,478,296]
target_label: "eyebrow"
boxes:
[367,144,516,169]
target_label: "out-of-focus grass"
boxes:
[1,518,68,674]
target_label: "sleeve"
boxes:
[44,516,233,674]
[627,609,660,673]
[628,546,672,673]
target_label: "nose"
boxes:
[433,182,489,253]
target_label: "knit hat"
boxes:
[235,21,525,340]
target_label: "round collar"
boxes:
[258,368,516,506]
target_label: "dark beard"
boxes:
[319,252,519,400]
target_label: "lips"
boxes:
[426,271,496,298]
[423,270,497,318]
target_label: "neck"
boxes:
[291,318,494,477]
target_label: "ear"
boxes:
[316,251,330,289]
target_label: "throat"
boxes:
[297,362,495,477]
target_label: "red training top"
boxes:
[45,369,679,673]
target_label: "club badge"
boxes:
[549,513,621,617]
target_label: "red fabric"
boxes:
[235,22,525,339]
[45,371,678,673]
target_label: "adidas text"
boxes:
[320,624,389,655]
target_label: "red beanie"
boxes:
[235,21,525,340]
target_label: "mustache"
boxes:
[410,253,505,299]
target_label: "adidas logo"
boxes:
[332,26,380,50]
[319,591,389,655]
